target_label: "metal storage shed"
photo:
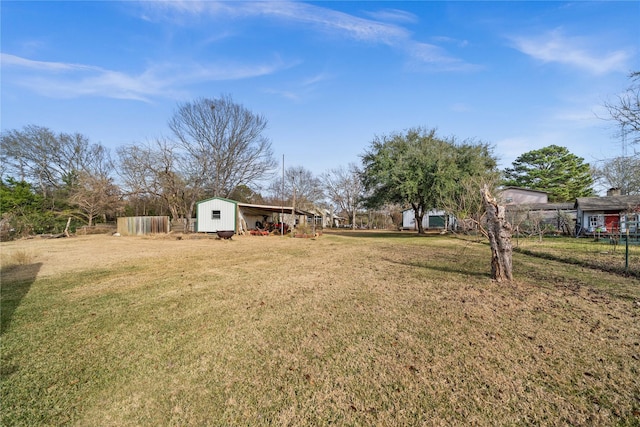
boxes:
[195,197,237,233]
[195,197,313,234]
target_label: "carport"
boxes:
[237,203,313,235]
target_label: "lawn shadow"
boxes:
[384,257,491,279]
[325,230,444,239]
[1,262,42,335]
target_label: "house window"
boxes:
[212,210,221,220]
[588,215,604,231]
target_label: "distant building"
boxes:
[499,187,548,205]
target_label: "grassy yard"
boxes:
[1,231,639,426]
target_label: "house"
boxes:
[195,197,313,234]
[505,202,575,235]
[575,193,640,236]
[500,187,575,235]
[401,208,450,231]
[304,207,345,229]
[499,187,548,204]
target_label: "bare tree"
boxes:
[69,171,122,226]
[117,139,202,227]
[604,71,640,145]
[0,125,111,198]
[267,166,323,209]
[593,154,640,195]
[168,95,277,198]
[321,163,364,229]
[439,176,498,235]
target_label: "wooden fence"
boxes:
[116,216,170,236]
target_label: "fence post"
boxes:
[625,228,629,274]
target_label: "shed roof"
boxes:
[238,202,313,217]
[575,195,640,211]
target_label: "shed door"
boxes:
[428,215,445,228]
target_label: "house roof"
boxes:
[506,202,574,212]
[575,195,640,211]
[500,186,549,195]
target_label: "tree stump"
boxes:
[481,185,513,282]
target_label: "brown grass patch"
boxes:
[1,232,639,426]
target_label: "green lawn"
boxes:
[1,232,639,426]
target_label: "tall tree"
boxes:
[0,178,56,238]
[168,95,277,198]
[0,125,111,199]
[502,145,594,202]
[439,142,500,232]
[117,139,200,225]
[69,172,123,226]
[604,71,640,145]
[1,126,114,233]
[593,154,640,196]
[283,166,324,209]
[321,163,364,229]
[362,127,497,234]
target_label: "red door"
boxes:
[605,214,619,233]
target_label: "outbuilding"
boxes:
[195,197,238,233]
[401,208,450,231]
[195,196,313,235]
[575,193,640,236]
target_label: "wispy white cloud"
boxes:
[142,1,472,70]
[364,8,419,24]
[1,53,101,72]
[450,103,473,113]
[553,105,606,126]
[264,72,333,102]
[510,29,631,75]
[1,53,290,102]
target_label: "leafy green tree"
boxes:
[0,178,49,238]
[502,145,594,202]
[0,178,41,214]
[361,127,498,234]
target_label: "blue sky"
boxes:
[2,1,638,178]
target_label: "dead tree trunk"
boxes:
[64,217,72,238]
[481,185,513,282]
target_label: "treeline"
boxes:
[2,82,639,240]
[0,97,369,239]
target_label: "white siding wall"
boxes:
[402,209,447,230]
[196,198,237,232]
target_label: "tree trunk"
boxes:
[481,185,513,282]
[412,204,425,234]
[64,217,72,238]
